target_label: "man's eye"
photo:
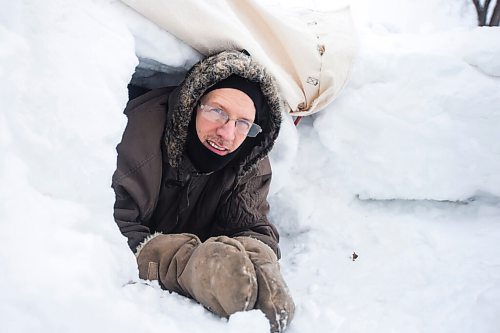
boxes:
[236,120,251,130]
[210,107,225,116]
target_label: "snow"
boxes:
[313,32,500,200]
[1,0,499,333]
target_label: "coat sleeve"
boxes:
[112,181,153,252]
[214,156,281,259]
[111,89,169,252]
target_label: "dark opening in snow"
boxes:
[128,57,188,100]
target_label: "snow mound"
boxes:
[314,28,500,201]
[461,27,500,77]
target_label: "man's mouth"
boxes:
[206,139,229,155]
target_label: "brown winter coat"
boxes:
[112,51,283,257]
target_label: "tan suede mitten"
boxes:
[135,233,201,296]
[235,236,295,333]
[178,236,258,317]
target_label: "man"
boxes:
[112,50,294,332]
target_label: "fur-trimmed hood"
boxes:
[164,50,283,179]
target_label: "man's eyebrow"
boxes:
[200,96,223,108]
[238,115,253,122]
[203,97,226,108]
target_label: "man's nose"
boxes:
[216,120,237,141]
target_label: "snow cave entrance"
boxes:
[128,57,189,101]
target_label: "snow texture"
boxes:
[1,0,499,333]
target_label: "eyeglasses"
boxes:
[198,103,262,137]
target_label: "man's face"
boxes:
[196,88,256,156]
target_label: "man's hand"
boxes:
[135,234,294,332]
[135,233,201,295]
[235,236,295,333]
[178,236,259,316]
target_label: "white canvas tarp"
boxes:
[120,0,358,115]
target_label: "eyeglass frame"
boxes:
[197,103,262,137]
